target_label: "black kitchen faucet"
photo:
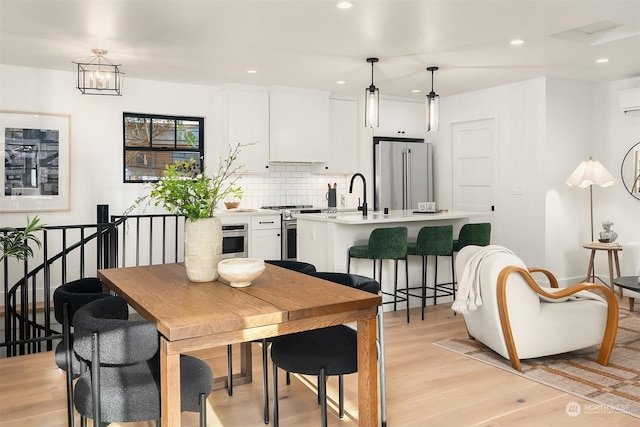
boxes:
[349,173,368,217]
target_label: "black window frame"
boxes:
[123,112,205,183]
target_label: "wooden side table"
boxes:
[583,243,622,296]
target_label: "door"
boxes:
[452,119,495,212]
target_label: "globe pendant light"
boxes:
[426,66,439,131]
[365,57,380,128]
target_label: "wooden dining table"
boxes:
[97,262,381,426]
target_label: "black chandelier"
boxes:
[73,49,124,96]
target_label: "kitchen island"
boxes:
[297,210,486,309]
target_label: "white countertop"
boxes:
[296,209,479,225]
[215,208,281,218]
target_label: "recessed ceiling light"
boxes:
[247,69,257,74]
[337,1,354,9]
[412,89,421,93]
[337,80,346,84]
[596,58,609,63]
[510,39,525,46]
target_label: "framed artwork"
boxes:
[1,111,71,212]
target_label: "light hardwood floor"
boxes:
[0,302,636,426]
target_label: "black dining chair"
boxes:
[270,272,383,427]
[52,277,111,427]
[227,259,316,424]
[72,295,214,427]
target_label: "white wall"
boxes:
[430,75,640,285]
[0,64,361,230]
[432,78,547,266]
[2,64,638,286]
[545,79,597,280]
[0,65,217,227]
[596,77,640,269]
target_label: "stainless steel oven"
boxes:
[222,223,248,259]
[282,218,297,260]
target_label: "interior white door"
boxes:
[452,118,496,212]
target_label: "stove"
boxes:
[260,205,323,260]
[261,205,322,220]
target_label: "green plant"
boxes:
[0,216,44,262]
[141,143,246,221]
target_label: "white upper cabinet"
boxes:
[220,86,270,172]
[311,97,358,174]
[374,97,426,138]
[269,86,329,162]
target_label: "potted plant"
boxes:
[0,216,44,263]
[141,143,245,281]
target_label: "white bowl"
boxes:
[217,258,265,287]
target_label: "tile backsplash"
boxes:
[230,163,361,209]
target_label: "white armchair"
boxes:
[454,245,619,371]
[621,242,640,311]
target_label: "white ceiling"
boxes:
[1,0,639,99]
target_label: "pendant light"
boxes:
[365,57,380,128]
[426,66,439,131]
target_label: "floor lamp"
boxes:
[566,157,616,242]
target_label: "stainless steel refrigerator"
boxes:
[373,137,433,211]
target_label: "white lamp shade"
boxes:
[565,158,615,188]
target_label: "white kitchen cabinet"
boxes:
[220,86,270,172]
[311,97,358,174]
[250,215,281,260]
[269,86,329,162]
[374,98,426,138]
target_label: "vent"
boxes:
[620,88,640,115]
[551,20,639,46]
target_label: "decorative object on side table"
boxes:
[138,144,246,282]
[217,258,265,287]
[599,220,618,243]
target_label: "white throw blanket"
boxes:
[452,245,515,314]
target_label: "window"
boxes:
[123,112,204,183]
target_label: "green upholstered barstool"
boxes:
[404,225,454,321]
[347,227,409,322]
[453,222,491,253]
[450,223,492,293]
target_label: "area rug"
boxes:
[434,309,640,419]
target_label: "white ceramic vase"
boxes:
[184,217,223,282]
